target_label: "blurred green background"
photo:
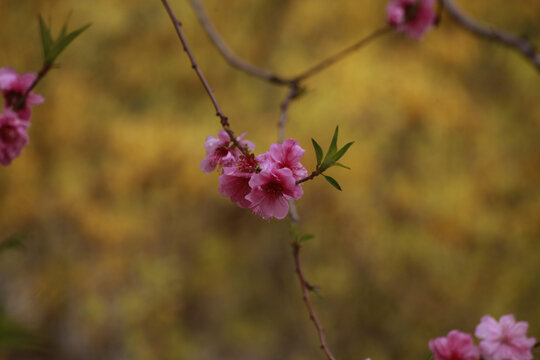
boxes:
[1,0,540,359]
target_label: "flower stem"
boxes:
[12,63,52,111]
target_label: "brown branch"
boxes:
[187,0,290,85]
[188,0,389,84]
[278,81,335,359]
[292,242,337,360]
[159,0,248,156]
[278,83,301,143]
[296,169,321,185]
[178,3,342,358]
[441,0,540,72]
[291,26,392,82]
[12,64,52,111]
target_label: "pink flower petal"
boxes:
[429,330,479,360]
[0,67,17,89]
[0,112,29,166]
[27,93,45,106]
[386,0,436,39]
[475,314,536,360]
[18,73,37,90]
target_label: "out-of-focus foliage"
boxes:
[1,0,540,359]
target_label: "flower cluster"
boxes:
[429,314,536,360]
[201,130,306,220]
[0,67,44,166]
[386,0,437,39]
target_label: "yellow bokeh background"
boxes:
[1,0,539,359]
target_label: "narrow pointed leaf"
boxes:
[321,126,339,169]
[334,141,354,162]
[311,139,323,166]
[38,15,53,59]
[299,234,315,243]
[425,354,433,360]
[48,23,91,63]
[334,162,351,170]
[327,126,339,157]
[59,22,68,39]
[323,175,342,191]
[319,159,333,172]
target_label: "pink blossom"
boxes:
[200,130,255,173]
[429,330,480,360]
[386,0,437,39]
[0,111,29,166]
[0,67,44,121]
[246,167,303,220]
[475,314,536,360]
[219,154,259,208]
[258,138,308,180]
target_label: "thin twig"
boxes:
[441,0,540,71]
[178,2,341,358]
[291,26,392,82]
[278,83,301,143]
[187,0,290,85]
[279,68,334,360]
[12,64,52,111]
[292,243,337,360]
[188,0,389,84]
[160,0,249,155]
[296,170,321,185]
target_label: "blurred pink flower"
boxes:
[219,154,259,208]
[0,110,29,166]
[429,330,480,360]
[386,0,437,39]
[259,138,308,180]
[0,67,44,121]
[475,314,536,360]
[246,167,303,220]
[200,130,255,173]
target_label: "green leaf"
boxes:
[299,234,315,243]
[47,23,91,64]
[323,175,342,191]
[59,22,68,39]
[59,12,72,39]
[327,126,339,158]
[311,139,323,167]
[0,233,27,252]
[334,162,351,170]
[320,126,340,171]
[424,353,433,360]
[38,15,53,59]
[334,141,354,162]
